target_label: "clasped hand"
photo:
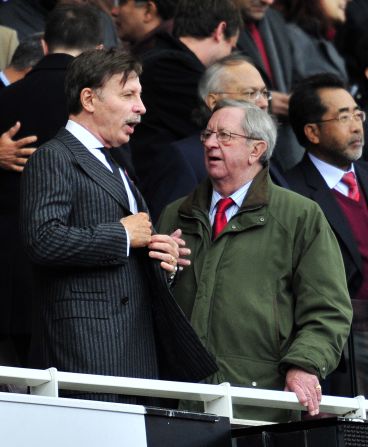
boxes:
[121,213,185,272]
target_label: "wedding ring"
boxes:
[170,256,176,265]
[315,384,322,391]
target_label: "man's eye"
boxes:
[339,114,350,123]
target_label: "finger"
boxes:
[148,249,177,265]
[18,147,37,156]
[148,241,179,257]
[172,236,186,247]
[6,121,21,138]
[178,247,191,256]
[160,261,177,272]
[15,136,38,148]
[170,228,182,238]
[14,157,29,166]
[177,257,191,267]
[292,384,309,408]
[9,164,24,173]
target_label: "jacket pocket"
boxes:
[53,299,109,320]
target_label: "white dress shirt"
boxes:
[66,119,137,253]
[308,152,356,197]
[209,180,253,225]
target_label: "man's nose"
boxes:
[255,95,268,111]
[134,96,146,115]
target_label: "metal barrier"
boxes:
[0,365,367,426]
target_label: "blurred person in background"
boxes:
[273,0,349,83]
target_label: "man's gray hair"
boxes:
[198,53,254,102]
[213,99,277,162]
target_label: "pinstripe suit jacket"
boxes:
[20,128,217,390]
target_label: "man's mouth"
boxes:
[125,119,141,133]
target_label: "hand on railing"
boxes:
[284,368,322,416]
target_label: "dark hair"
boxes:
[10,33,44,71]
[273,0,330,37]
[154,0,177,20]
[65,47,142,115]
[289,73,346,147]
[44,3,103,52]
[173,0,241,39]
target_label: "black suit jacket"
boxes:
[20,128,217,389]
[131,33,204,200]
[0,53,133,339]
[285,155,368,298]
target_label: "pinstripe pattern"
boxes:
[20,129,217,399]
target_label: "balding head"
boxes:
[198,53,270,111]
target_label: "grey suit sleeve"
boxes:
[20,145,129,267]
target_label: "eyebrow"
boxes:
[337,105,360,113]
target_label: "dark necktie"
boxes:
[99,147,132,209]
[212,197,234,240]
[341,172,360,202]
[100,147,123,182]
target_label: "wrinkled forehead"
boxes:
[222,62,266,90]
[318,87,359,114]
[208,106,245,129]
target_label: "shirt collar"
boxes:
[0,71,10,87]
[66,119,104,150]
[210,180,253,215]
[308,152,356,189]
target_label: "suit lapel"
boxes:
[55,128,132,213]
[301,156,362,271]
[356,162,368,201]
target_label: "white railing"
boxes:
[0,365,367,426]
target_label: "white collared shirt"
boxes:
[209,180,253,225]
[0,71,10,87]
[66,120,137,214]
[308,152,356,197]
[66,120,137,255]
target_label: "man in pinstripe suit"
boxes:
[20,47,217,403]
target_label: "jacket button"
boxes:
[259,217,265,222]
[231,225,237,229]
[251,381,257,387]
[121,296,129,305]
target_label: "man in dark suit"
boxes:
[130,0,241,209]
[20,47,217,403]
[0,3,104,369]
[0,33,44,89]
[234,0,303,170]
[285,73,368,397]
[111,0,176,55]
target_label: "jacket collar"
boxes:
[299,154,363,273]
[55,128,132,212]
[178,166,270,217]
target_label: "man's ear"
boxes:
[213,21,227,43]
[143,0,158,23]
[304,123,320,145]
[206,93,218,111]
[249,140,267,165]
[80,87,96,113]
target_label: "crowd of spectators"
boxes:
[0,0,367,423]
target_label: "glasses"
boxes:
[315,110,366,125]
[200,129,260,143]
[214,89,272,102]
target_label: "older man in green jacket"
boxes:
[158,99,352,422]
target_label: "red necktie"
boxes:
[341,172,360,202]
[248,23,274,84]
[212,197,234,240]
